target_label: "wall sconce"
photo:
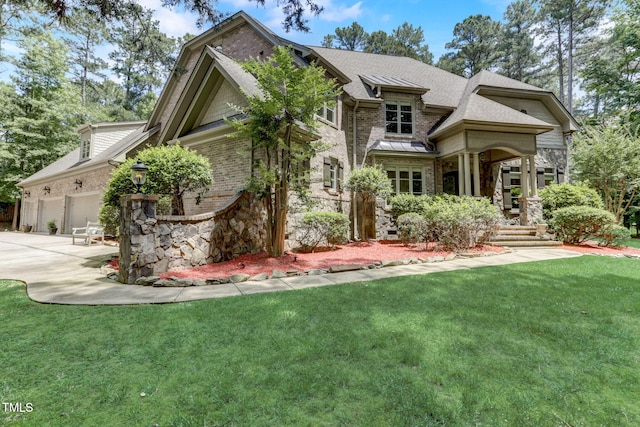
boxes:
[43,186,50,195]
[24,191,30,198]
[75,179,83,190]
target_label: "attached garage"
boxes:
[37,198,64,233]
[66,193,102,231]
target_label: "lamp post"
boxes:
[130,159,148,194]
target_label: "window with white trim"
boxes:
[386,166,423,195]
[385,100,413,135]
[317,99,337,124]
[80,140,91,160]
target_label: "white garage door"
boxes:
[38,198,64,232]
[68,194,102,230]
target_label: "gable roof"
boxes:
[158,47,260,143]
[18,124,159,187]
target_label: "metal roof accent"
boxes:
[368,140,438,155]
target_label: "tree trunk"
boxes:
[567,12,574,114]
[556,24,566,106]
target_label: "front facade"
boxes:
[18,11,578,247]
[143,11,578,241]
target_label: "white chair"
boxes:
[72,221,105,245]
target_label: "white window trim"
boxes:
[80,140,91,160]
[317,98,337,126]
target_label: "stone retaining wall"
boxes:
[119,191,265,284]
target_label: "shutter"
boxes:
[338,161,344,191]
[501,166,512,210]
[537,167,545,189]
[557,167,565,183]
[323,157,331,187]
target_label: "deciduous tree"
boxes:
[228,46,340,256]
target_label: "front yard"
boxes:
[1,255,639,426]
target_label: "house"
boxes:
[142,11,578,240]
[18,10,578,245]
[17,121,155,233]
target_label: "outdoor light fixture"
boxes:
[130,159,149,194]
[75,179,83,189]
[43,186,50,195]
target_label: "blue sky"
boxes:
[183,0,512,59]
[0,0,512,81]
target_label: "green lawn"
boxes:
[1,256,639,426]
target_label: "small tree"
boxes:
[228,46,340,256]
[346,165,393,240]
[571,122,640,222]
[102,145,213,215]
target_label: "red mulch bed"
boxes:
[160,241,505,280]
[562,241,640,256]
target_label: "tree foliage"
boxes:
[0,29,81,202]
[228,46,340,256]
[570,122,640,222]
[6,0,323,32]
[102,144,213,216]
[346,165,393,241]
[438,14,502,77]
[323,21,433,64]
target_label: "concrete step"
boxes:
[490,240,563,248]
[498,225,537,231]
[495,229,536,236]
[492,235,548,241]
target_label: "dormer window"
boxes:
[80,140,91,160]
[386,100,413,135]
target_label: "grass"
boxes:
[1,256,640,426]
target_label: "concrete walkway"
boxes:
[0,231,583,306]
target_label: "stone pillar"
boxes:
[519,196,543,226]
[464,152,472,197]
[119,194,159,285]
[472,153,480,197]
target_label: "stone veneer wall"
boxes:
[119,191,265,284]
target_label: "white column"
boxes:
[473,153,481,197]
[529,155,538,197]
[458,154,465,196]
[464,152,472,196]
[520,156,529,198]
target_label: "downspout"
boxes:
[352,99,360,241]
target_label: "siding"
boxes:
[484,96,565,149]
[196,80,246,126]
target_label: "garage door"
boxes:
[38,198,64,232]
[67,193,102,230]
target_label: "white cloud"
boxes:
[317,1,363,22]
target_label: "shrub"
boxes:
[388,194,433,220]
[396,213,429,244]
[295,211,350,252]
[540,182,603,221]
[424,195,501,252]
[550,206,616,244]
[599,224,630,248]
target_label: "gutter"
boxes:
[352,99,359,241]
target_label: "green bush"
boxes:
[396,213,429,244]
[599,224,630,248]
[550,206,616,244]
[388,194,433,220]
[540,182,603,221]
[424,195,501,251]
[295,211,350,252]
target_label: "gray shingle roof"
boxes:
[207,47,263,99]
[18,125,158,186]
[310,47,468,109]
